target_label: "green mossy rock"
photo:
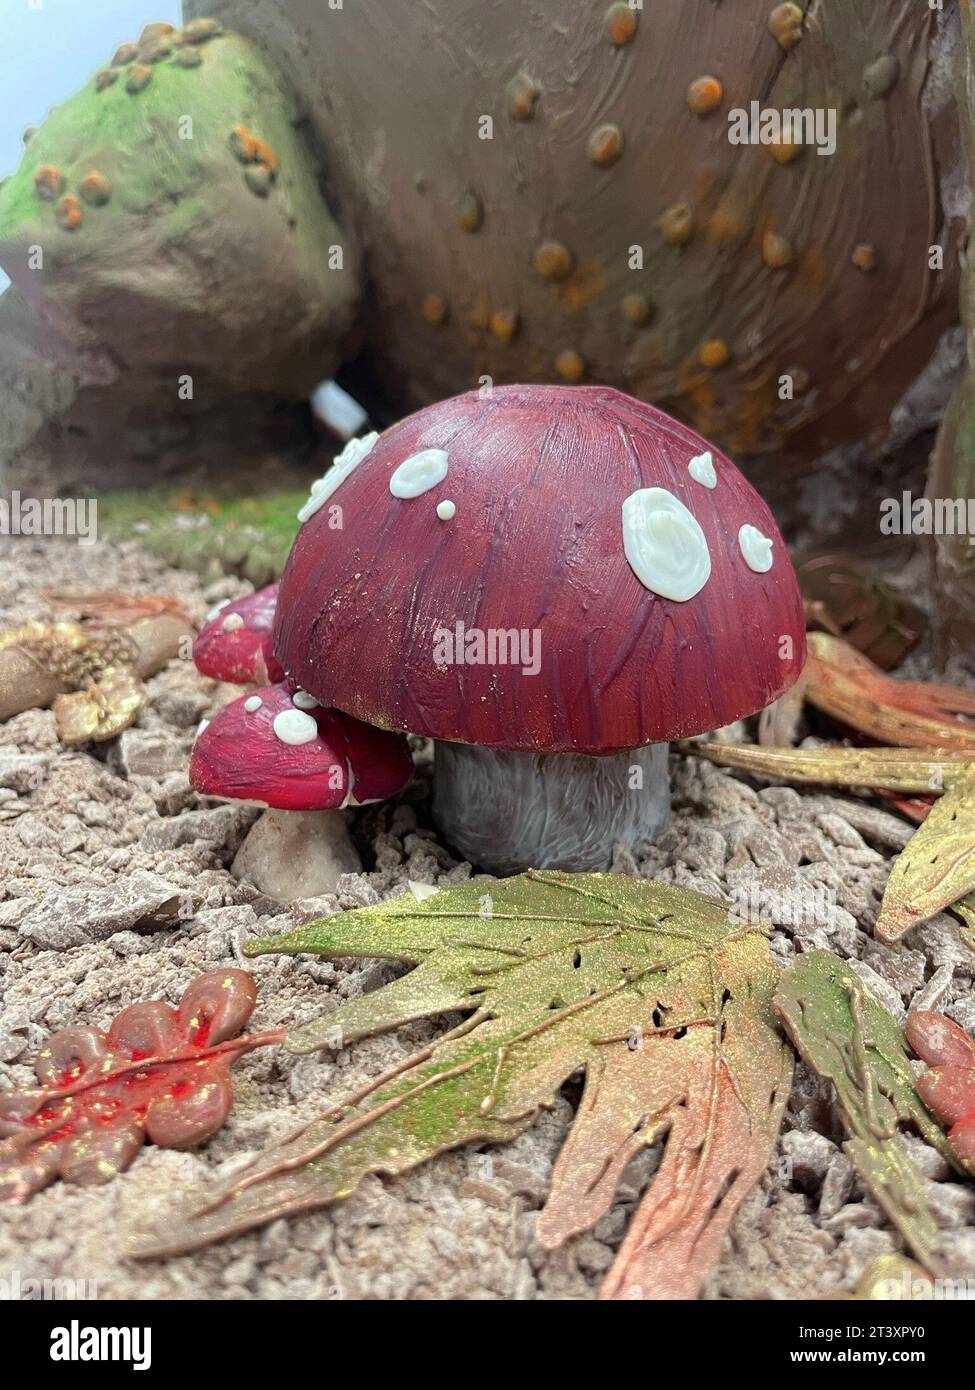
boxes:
[0,28,358,398]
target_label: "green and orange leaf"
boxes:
[775,952,965,1271]
[131,871,791,1300]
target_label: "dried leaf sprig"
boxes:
[678,740,969,797]
[804,632,975,751]
[0,970,283,1201]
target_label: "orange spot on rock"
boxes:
[490,308,519,343]
[769,3,804,50]
[422,293,448,326]
[559,260,608,310]
[506,71,540,120]
[852,243,877,272]
[139,21,175,43]
[762,231,794,268]
[112,42,139,65]
[687,76,723,116]
[605,2,638,45]
[555,349,586,382]
[253,139,278,175]
[95,69,118,92]
[659,202,694,246]
[533,240,575,281]
[34,166,63,201]
[179,18,222,45]
[699,338,731,370]
[587,123,623,166]
[457,189,483,232]
[769,136,802,164]
[79,171,111,207]
[621,293,653,325]
[229,126,260,163]
[707,200,744,244]
[55,194,82,231]
[125,64,153,94]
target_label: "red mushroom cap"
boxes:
[189,683,414,811]
[194,584,284,685]
[274,386,806,754]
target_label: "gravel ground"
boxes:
[2,534,975,1301]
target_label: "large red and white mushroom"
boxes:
[190,607,413,898]
[267,385,806,873]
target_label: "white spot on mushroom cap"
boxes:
[688,451,717,488]
[291,689,319,710]
[195,719,210,738]
[621,487,711,601]
[389,448,449,499]
[272,708,319,746]
[221,612,244,632]
[436,499,456,521]
[243,695,263,712]
[739,524,774,573]
[298,432,379,523]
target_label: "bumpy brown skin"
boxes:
[191,0,961,469]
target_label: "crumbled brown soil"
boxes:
[2,535,974,1300]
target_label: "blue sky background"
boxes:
[1,0,182,289]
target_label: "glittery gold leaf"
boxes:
[775,952,961,1271]
[53,667,147,745]
[131,871,791,1300]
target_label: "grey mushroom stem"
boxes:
[431,742,670,875]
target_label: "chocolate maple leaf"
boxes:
[0,970,281,1201]
[132,871,791,1301]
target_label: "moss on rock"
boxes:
[0,27,359,399]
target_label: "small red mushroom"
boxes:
[273,385,806,873]
[191,683,413,812]
[194,584,284,685]
[906,1010,975,1169]
[189,683,414,899]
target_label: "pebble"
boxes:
[16,871,194,949]
[909,962,955,1014]
[847,959,906,1021]
[818,1154,856,1220]
[781,1130,836,1189]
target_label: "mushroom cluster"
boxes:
[230,384,804,874]
[190,586,414,898]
